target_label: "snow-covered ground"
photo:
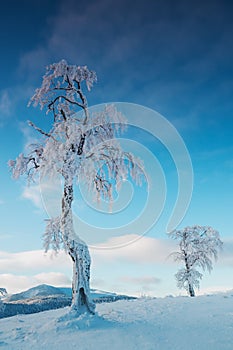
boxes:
[0,292,233,350]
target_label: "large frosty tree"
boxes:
[9,60,142,315]
[169,225,223,297]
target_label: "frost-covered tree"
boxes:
[0,288,7,297]
[0,299,4,314]
[169,225,223,297]
[0,288,6,315]
[9,60,142,315]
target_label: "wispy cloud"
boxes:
[0,90,11,127]
[18,0,143,75]
[0,274,37,294]
[119,276,161,296]
[19,122,40,152]
[0,90,11,115]
[22,185,44,210]
[0,85,33,127]
[219,239,233,266]
[11,0,233,145]
[0,236,175,278]
[0,250,70,274]
[120,276,161,285]
[34,272,71,286]
[0,234,231,295]
[92,234,176,265]
[0,272,70,295]
[197,286,233,296]
[21,177,62,217]
[0,237,170,295]
[0,250,71,293]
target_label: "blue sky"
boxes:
[0,0,233,297]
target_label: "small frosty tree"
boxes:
[169,225,223,297]
[0,288,7,297]
[9,60,142,315]
[0,288,6,315]
[0,299,4,314]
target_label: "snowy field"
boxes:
[0,292,233,350]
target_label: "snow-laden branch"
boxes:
[28,59,96,123]
[28,121,57,142]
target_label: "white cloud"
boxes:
[0,237,171,295]
[21,177,62,215]
[0,90,11,127]
[0,90,11,116]
[90,278,106,289]
[118,276,162,295]
[196,286,233,296]
[0,250,71,294]
[0,234,231,296]
[0,250,70,274]
[34,272,71,286]
[0,274,36,294]
[0,272,70,295]
[218,238,233,266]
[18,47,50,82]
[120,276,161,285]
[19,122,40,151]
[110,275,162,297]
[22,185,43,210]
[91,234,176,265]
[0,86,33,126]
[91,234,233,267]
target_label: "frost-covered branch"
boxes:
[48,94,84,111]
[8,153,41,181]
[43,217,63,254]
[28,59,97,122]
[28,121,57,142]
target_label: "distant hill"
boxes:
[6,284,66,302]
[1,284,136,319]
[6,284,133,303]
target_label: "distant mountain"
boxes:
[6,284,133,303]
[7,284,66,302]
[1,284,136,319]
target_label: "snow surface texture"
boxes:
[0,293,233,350]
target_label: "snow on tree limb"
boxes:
[43,217,64,254]
[28,59,97,122]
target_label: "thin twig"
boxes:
[28,121,57,142]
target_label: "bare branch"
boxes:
[28,121,57,142]
[48,95,84,110]
[60,109,67,121]
[77,134,86,155]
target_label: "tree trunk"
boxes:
[188,283,195,297]
[184,252,195,297]
[68,238,95,314]
[61,179,95,315]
